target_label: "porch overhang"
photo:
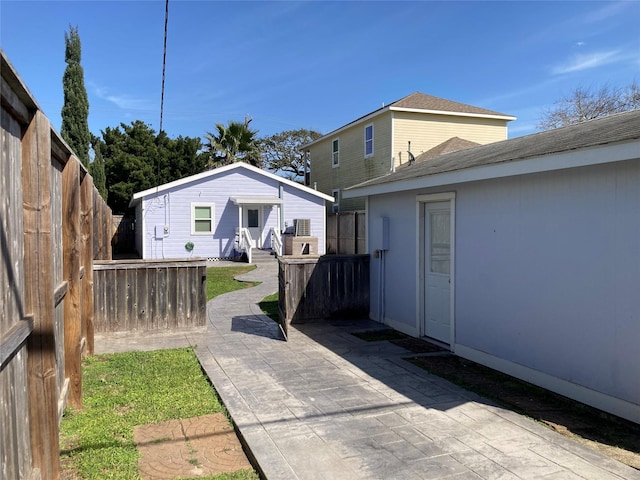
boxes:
[231,196,283,206]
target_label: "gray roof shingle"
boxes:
[411,137,480,164]
[391,92,512,118]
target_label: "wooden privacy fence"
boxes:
[93,259,207,333]
[278,255,370,338]
[1,50,112,480]
[326,210,366,254]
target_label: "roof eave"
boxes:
[300,106,391,151]
[389,106,516,121]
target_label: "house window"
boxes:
[332,138,339,168]
[332,189,340,213]
[365,124,374,157]
[192,203,215,234]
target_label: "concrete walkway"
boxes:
[97,260,640,480]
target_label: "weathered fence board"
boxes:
[278,255,370,338]
[326,211,366,254]
[1,50,113,480]
[81,174,95,355]
[93,259,207,334]
[23,110,62,478]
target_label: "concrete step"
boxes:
[250,249,277,263]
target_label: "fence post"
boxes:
[23,110,60,479]
[63,156,82,408]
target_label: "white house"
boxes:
[129,162,334,261]
[343,110,640,423]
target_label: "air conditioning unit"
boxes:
[293,218,311,236]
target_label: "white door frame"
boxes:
[242,205,263,248]
[416,192,456,349]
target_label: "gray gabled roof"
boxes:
[302,92,515,150]
[412,137,480,164]
[391,92,512,118]
[129,162,334,207]
[344,109,640,196]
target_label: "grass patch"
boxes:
[258,292,279,322]
[207,266,259,300]
[60,348,258,479]
[352,328,409,342]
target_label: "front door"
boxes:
[424,202,451,344]
[243,207,261,248]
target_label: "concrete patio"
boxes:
[96,259,640,480]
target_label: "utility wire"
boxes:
[159,0,169,132]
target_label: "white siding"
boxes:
[139,168,327,259]
[281,187,327,254]
[367,157,640,421]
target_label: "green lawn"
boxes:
[206,265,259,300]
[258,292,278,322]
[60,348,258,479]
[59,266,264,479]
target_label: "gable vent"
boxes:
[294,219,311,236]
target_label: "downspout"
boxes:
[279,184,284,233]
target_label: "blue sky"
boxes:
[2,1,639,142]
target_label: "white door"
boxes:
[424,202,451,344]
[243,207,261,248]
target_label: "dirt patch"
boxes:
[133,413,252,479]
[390,337,445,354]
[408,353,640,470]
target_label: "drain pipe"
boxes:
[279,184,284,232]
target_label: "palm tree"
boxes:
[205,120,261,168]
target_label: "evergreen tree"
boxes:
[61,25,91,167]
[100,121,205,213]
[90,135,108,200]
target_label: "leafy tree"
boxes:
[90,134,107,200]
[204,120,261,168]
[259,129,322,184]
[538,81,640,130]
[61,25,91,167]
[100,121,205,213]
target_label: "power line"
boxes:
[159,0,169,132]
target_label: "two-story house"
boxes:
[304,92,516,212]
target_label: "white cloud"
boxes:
[89,82,154,111]
[551,50,620,75]
[582,1,630,24]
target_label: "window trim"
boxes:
[191,203,215,235]
[332,138,340,168]
[364,123,374,158]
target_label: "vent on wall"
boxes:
[293,219,311,236]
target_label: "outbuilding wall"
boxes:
[367,157,640,421]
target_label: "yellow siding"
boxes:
[309,110,510,211]
[309,112,393,211]
[392,112,508,168]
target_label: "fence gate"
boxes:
[112,214,136,255]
